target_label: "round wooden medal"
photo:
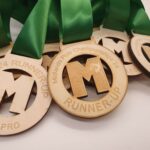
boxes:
[0,53,51,135]
[42,43,70,89]
[130,35,150,76]
[42,43,60,70]
[48,43,128,118]
[93,28,141,76]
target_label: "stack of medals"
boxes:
[0,0,149,136]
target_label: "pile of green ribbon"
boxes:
[0,0,150,59]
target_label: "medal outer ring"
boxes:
[0,54,51,135]
[130,35,150,76]
[48,43,128,118]
[93,29,141,76]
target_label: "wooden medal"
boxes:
[93,28,141,76]
[48,42,128,118]
[42,43,60,70]
[42,43,70,89]
[130,35,150,76]
[0,53,51,135]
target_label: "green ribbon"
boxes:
[46,0,60,43]
[0,14,11,48]
[0,0,36,23]
[102,0,130,31]
[128,0,150,35]
[60,0,93,44]
[0,0,36,48]
[12,0,60,43]
[0,1,14,15]
[0,0,13,48]
[0,0,59,54]
[12,0,37,24]
[12,0,51,59]
[91,0,106,27]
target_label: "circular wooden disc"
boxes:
[0,54,51,135]
[42,43,70,89]
[130,35,150,76]
[93,29,141,76]
[48,43,128,118]
[42,43,60,71]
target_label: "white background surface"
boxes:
[0,0,150,150]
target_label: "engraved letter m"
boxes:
[66,57,110,98]
[0,71,34,114]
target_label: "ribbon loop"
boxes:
[12,0,51,59]
[46,0,60,43]
[60,0,93,44]
[12,0,37,24]
[91,0,106,27]
[0,14,11,48]
[128,0,150,35]
[103,0,130,31]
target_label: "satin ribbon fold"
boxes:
[0,14,11,48]
[60,0,93,43]
[91,0,106,27]
[102,0,130,31]
[12,0,51,59]
[128,0,150,35]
